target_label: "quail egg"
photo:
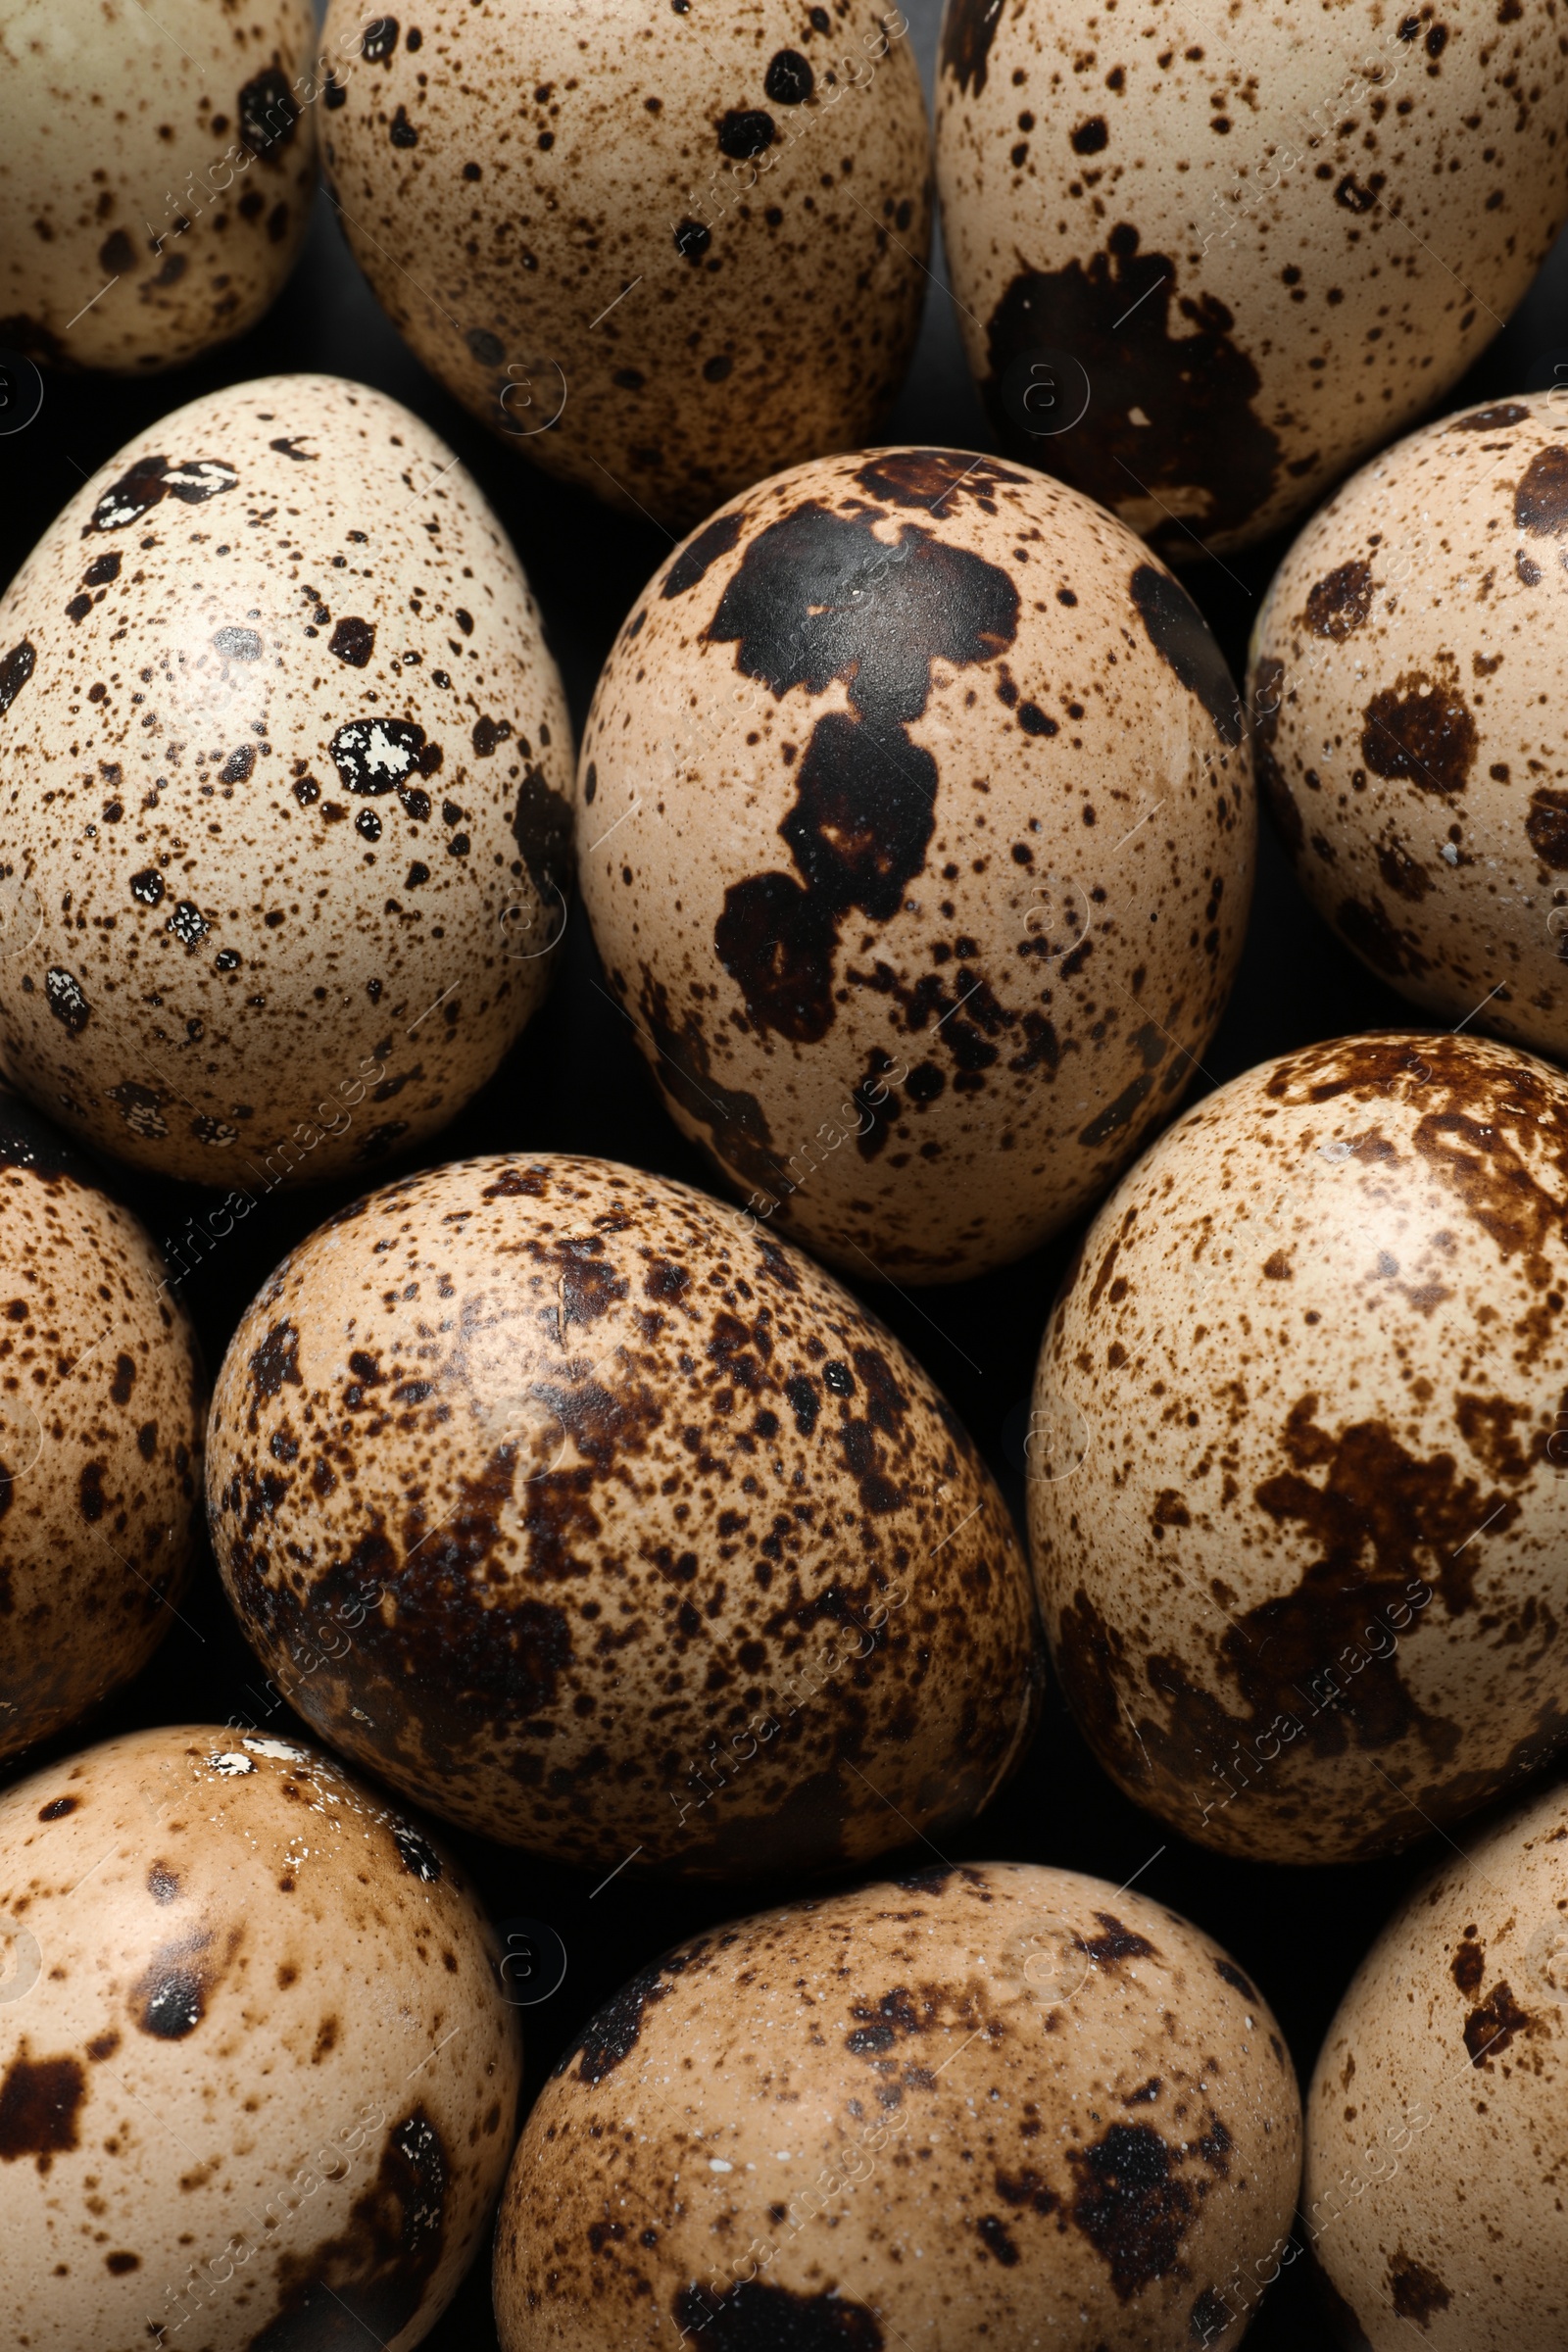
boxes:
[0,0,318,372]
[317,0,931,530]
[0,373,573,1186]
[578,445,1253,1282]
[1030,1027,1568,1866]
[1306,1773,1568,2349]
[206,1152,1042,1874]
[0,1084,203,1764]
[0,1722,520,2352]
[935,0,1568,558]
[493,1858,1301,2352]
[1250,389,1568,1057]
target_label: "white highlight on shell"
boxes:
[207,1752,256,1777]
[242,1736,309,1761]
[708,2158,733,2172]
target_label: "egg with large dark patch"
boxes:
[1305,1774,1568,2349]
[206,1152,1042,1874]
[493,1859,1301,2352]
[1030,1028,1568,1867]
[1250,390,1568,1055]
[578,446,1253,1284]
[0,374,573,1186]
[0,1722,520,2351]
[934,0,1568,560]
[0,0,318,372]
[317,0,931,532]
[0,1085,203,1764]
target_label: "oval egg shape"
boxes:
[934,0,1568,557]
[578,446,1253,1283]
[317,0,932,530]
[1250,388,1568,1054]
[493,1859,1302,2352]
[0,0,318,371]
[1030,1028,1568,1865]
[206,1152,1042,1874]
[0,1086,204,1763]
[1306,1774,1568,2349]
[0,1722,520,2352]
[0,373,573,1186]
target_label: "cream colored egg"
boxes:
[934,0,1568,560]
[206,1152,1042,1874]
[1306,1776,1568,2349]
[1250,390,1568,1055]
[1029,1028,1568,1868]
[317,0,931,531]
[0,373,574,1187]
[0,1722,521,2351]
[493,1859,1302,2352]
[578,445,1253,1282]
[0,1086,204,1764]
[0,0,318,373]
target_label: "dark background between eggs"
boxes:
[6,3,1568,2341]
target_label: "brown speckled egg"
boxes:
[206,1152,1042,1874]
[934,0,1568,561]
[1029,1027,1568,1868]
[0,0,318,372]
[0,373,573,1186]
[578,445,1253,1282]
[1249,390,1568,1055]
[0,1721,520,2351]
[493,1858,1302,2352]
[316,0,931,531]
[1305,1777,1568,2350]
[0,1086,203,1765]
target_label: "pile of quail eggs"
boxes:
[2,2,1567,2345]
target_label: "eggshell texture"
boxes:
[317,0,931,531]
[0,373,574,1187]
[493,1858,1301,2351]
[1029,1027,1568,1868]
[0,0,318,373]
[0,1086,203,1765]
[0,1722,521,2352]
[1305,1778,1568,2349]
[1249,390,1568,1056]
[934,0,1568,561]
[206,1152,1041,1874]
[578,445,1253,1283]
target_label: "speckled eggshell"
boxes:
[0,1722,521,2352]
[0,1086,203,1765]
[316,0,931,531]
[0,0,318,372]
[493,1859,1302,2352]
[0,373,574,1187]
[933,0,1568,561]
[578,445,1253,1284]
[205,1152,1042,1874]
[1249,390,1568,1056]
[1305,1777,1568,2350]
[1029,1027,1568,1868]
